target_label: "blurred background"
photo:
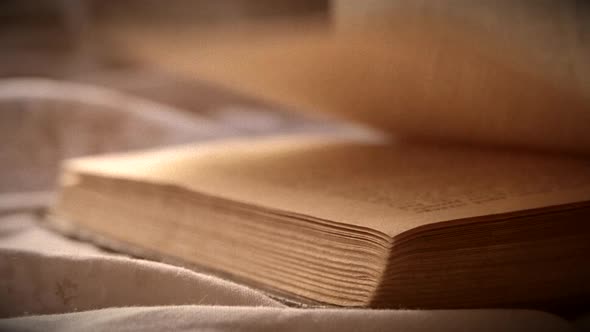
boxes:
[1,1,588,87]
[1,0,589,196]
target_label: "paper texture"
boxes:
[0,212,576,332]
[65,137,590,237]
[118,16,590,154]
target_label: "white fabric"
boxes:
[0,306,575,332]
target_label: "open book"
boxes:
[51,134,590,311]
[50,14,590,311]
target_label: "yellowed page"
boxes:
[65,136,590,237]
[108,15,590,154]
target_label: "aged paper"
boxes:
[65,136,590,237]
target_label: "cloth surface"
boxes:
[0,305,576,332]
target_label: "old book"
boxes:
[50,135,590,311]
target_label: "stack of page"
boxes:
[51,135,590,310]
